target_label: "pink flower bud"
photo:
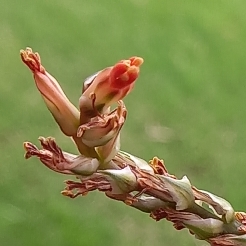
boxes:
[20,48,80,136]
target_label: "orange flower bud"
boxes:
[79,56,143,124]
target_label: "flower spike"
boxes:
[21,48,246,245]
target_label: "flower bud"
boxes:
[79,56,143,124]
[20,48,80,136]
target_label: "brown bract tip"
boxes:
[23,141,39,159]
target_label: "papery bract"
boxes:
[77,101,126,149]
[184,218,224,240]
[193,187,235,223]
[24,137,99,176]
[158,175,195,210]
[209,234,246,246]
[98,166,137,194]
[116,151,154,174]
[95,101,127,163]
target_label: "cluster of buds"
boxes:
[21,48,246,245]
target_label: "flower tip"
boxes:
[23,141,39,159]
[20,47,43,73]
[20,47,32,62]
[109,58,142,89]
[129,56,144,67]
[20,47,32,57]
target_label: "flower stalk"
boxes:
[21,48,246,246]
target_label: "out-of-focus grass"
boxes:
[1,1,246,245]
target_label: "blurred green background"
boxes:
[1,0,246,245]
